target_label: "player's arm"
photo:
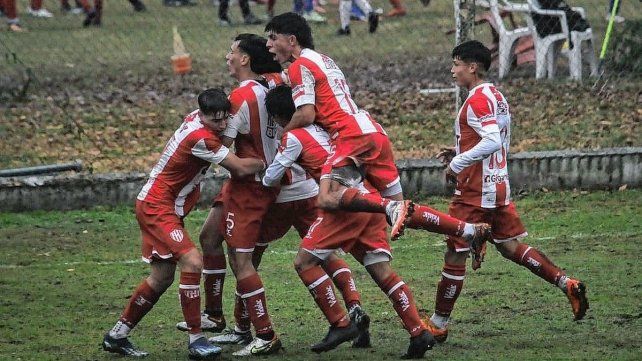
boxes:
[284,64,316,132]
[220,94,249,147]
[219,152,266,178]
[262,132,302,187]
[449,99,501,174]
[192,137,265,178]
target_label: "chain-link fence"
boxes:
[1,1,638,93]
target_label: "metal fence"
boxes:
[0,0,640,96]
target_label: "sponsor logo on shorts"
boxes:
[169,229,184,243]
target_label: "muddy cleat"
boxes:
[102,333,149,358]
[423,318,448,343]
[311,322,359,353]
[177,312,226,333]
[463,223,491,270]
[401,330,435,359]
[208,328,252,345]
[188,336,222,360]
[565,278,589,320]
[349,306,371,348]
[336,26,351,36]
[367,12,379,33]
[387,200,414,241]
[232,335,282,356]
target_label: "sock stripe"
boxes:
[519,246,533,263]
[307,274,330,290]
[442,271,465,281]
[239,287,265,299]
[387,281,405,296]
[179,284,200,289]
[331,268,351,278]
[202,269,227,274]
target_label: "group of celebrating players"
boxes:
[101,12,589,360]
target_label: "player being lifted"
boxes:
[264,12,491,249]
[262,84,436,358]
[421,40,589,343]
[101,88,266,360]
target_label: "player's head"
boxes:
[265,12,314,64]
[265,85,295,128]
[198,88,230,132]
[227,34,282,79]
[451,40,491,88]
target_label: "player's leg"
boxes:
[103,260,175,357]
[294,248,359,353]
[177,248,222,359]
[338,0,352,35]
[422,248,468,343]
[493,203,588,320]
[352,0,378,33]
[322,253,361,313]
[365,259,435,359]
[406,203,493,246]
[228,249,282,356]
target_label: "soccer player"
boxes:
[264,12,492,245]
[421,40,589,343]
[261,84,435,359]
[186,33,284,357]
[101,88,266,359]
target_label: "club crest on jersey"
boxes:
[169,229,184,243]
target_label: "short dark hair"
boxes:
[265,85,295,122]
[264,12,314,50]
[452,40,491,72]
[198,88,230,115]
[234,33,282,74]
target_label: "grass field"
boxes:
[1,190,641,360]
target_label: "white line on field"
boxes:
[1,231,639,269]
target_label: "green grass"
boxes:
[1,190,641,360]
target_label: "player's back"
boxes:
[138,110,223,215]
[290,49,384,139]
[285,124,332,181]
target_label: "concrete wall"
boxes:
[1,147,640,212]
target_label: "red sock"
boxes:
[179,272,202,334]
[234,290,251,332]
[339,188,388,213]
[323,259,361,310]
[407,204,466,237]
[510,243,564,285]
[119,280,161,328]
[377,273,425,337]
[434,263,466,317]
[203,254,226,316]
[298,266,349,327]
[237,273,274,337]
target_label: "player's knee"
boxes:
[496,240,518,259]
[180,250,203,273]
[445,249,468,265]
[148,273,174,291]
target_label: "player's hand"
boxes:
[436,147,455,165]
[445,166,458,185]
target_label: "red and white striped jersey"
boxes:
[454,83,511,208]
[137,110,229,217]
[288,49,385,139]
[222,78,280,181]
[277,124,331,182]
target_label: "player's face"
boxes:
[226,41,246,79]
[451,58,475,89]
[266,31,294,64]
[201,111,229,133]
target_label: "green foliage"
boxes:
[1,190,641,360]
[609,19,642,75]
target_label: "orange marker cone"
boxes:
[171,26,192,75]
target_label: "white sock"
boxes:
[189,332,205,344]
[109,320,131,339]
[461,223,475,239]
[430,313,449,329]
[557,275,569,291]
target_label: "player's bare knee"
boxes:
[179,249,203,273]
[496,240,518,259]
[445,249,468,265]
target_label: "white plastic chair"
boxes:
[525,0,597,80]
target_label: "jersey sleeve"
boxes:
[262,132,303,187]
[191,137,230,165]
[221,92,250,139]
[288,62,316,108]
[466,96,500,137]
